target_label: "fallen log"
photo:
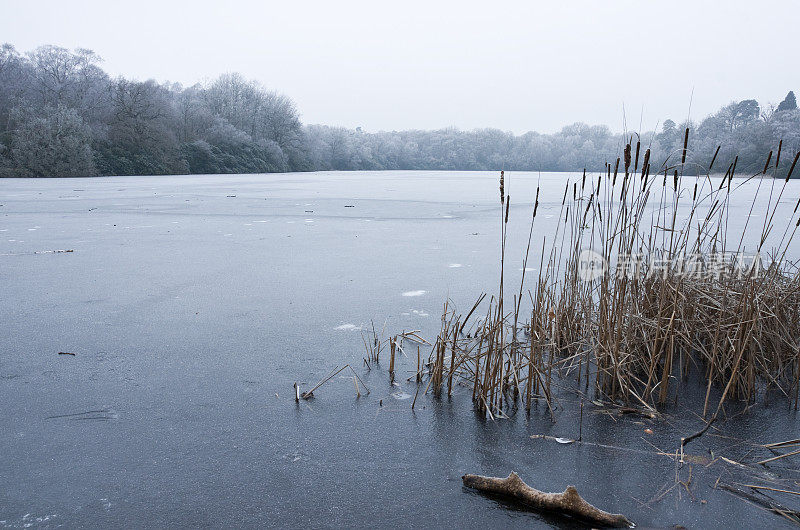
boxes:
[462,472,633,528]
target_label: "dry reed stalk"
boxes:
[367,141,800,421]
[389,336,396,375]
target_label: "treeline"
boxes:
[305,94,800,175]
[0,44,307,177]
[1,44,798,177]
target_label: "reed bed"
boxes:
[404,134,800,419]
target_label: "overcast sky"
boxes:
[2,0,798,134]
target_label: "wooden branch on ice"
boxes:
[461,472,633,528]
[681,413,716,448]
[680,413,717,462]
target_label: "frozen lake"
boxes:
[2,171,800,528]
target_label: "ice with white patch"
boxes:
[334,324,361,331]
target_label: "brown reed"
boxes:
[403,139,800,420]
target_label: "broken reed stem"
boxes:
[300,364,368,399]
[389,336,396,376]
[416,346,421,382]
[756,448,800,466]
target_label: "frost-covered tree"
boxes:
[0,42,799,177]
[25,45,108,113]
[9,106,96,176]
[777,91,798,112]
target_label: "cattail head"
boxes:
[624,144,632,174]
[641,149,650,178]
[786,151,800,182]
[504,196,510,224]
[634,141,641,172]
[681,128,690,165]
[763,150,773,175]
[499,170,505,203]
[776,139,783,169]
[728,161,735,192]
[720,163,732,189]
[709,145,720,172]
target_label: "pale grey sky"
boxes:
[2,0,798,134]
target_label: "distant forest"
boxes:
[1,44,799,177]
